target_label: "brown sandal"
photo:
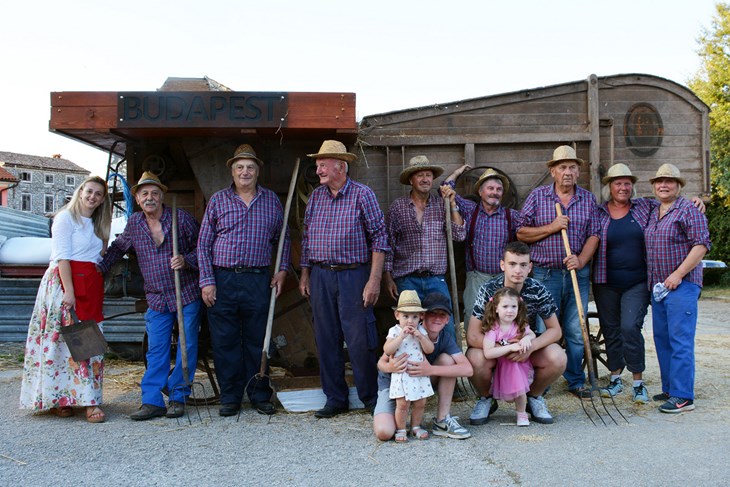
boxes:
[85,406,106,423]
[50,407,74,418]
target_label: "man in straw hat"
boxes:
[99,171,203,420]
[383,155,465,341]
[443,164,518,328]
[299,140,390,418]
[442,164,522,424]
[197,143,290,417]
[516,145,600,399]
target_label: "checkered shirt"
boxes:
[644,197,711,288]
[300,178,389,267]
[198,185,290,288]
[517,184,601,269]
[592,197,657,284]
[384,192,465,277]
[99,206,201,312]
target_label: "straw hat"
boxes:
[649,163,685,187]
[226,144,263,168]
[131,171,168,194]
[601,163,637,185]
[307,140,357,163]
[393,290,426,313]
[547,145,584,167]
[399,156,444,185]
[473,167,510,194]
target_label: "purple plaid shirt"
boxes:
[644,197,710,288]
[384,192,465,278]
[198,185,291,288]
[593,197,657,284]
[99,206,200,312]
[454,193,519,274]
[517,184,601,269]
[300,178,389,267]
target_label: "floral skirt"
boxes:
[19,263,104,411]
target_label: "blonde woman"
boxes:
[20,175,111,423]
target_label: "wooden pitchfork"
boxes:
[555,203,627,425]
[237,158,300,422]
[169,195,212,424]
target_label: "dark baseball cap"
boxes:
[422,292,451,314]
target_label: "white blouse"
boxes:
[50,210,103,264]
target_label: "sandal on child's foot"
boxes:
[411,426,429,440]
[394,429,408,442]
[516,412,529,427]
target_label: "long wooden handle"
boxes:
[445,198,462,348]
[555,203,596,382]
[172,195,190,381]
[259,158,300,376]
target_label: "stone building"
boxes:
[0,151,90,216]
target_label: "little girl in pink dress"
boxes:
[482,287,536,426]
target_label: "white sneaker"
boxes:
[432,415,471,439]
[469,396,497,425]
[516,412,529,426]
[526,395,553,424]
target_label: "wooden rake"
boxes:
[555,203,628,425]
[170,195,212,425]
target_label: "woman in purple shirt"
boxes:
[645,164,710,414]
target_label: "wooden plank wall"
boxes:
[597,85,705,199]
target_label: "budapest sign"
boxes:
[117,92,288,128]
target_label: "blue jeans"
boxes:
[533,266,589,390]
[395,274,455,340]
[651,280,700,400]
[593,282,650,373]
[142,299,203,407]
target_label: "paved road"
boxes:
[0,298,728,486]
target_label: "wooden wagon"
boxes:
[46,73,710,377]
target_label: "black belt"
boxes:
[214,265,267,274]
[313,262,362,272]
[409,270,437,278]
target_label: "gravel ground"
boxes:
[1,297,728,487]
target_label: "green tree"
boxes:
[689,2,730,262]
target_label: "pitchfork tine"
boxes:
[555,204,628,426]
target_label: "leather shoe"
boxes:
[165,401,185,418]
[219,403,241,417]
[252,401,276,415]
[314,405,348,418]
[130,404,167,421]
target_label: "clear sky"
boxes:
[0,0,721,175]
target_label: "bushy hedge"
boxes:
[706,193,730,266]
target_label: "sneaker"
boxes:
[516,411,529,427]
[632,384,649,404]
[600,378,624,398]
[652,391,670,402]
[659,396,695,414]
[526,395,554,424]
[432,415,471,439]
[469,396,498,425]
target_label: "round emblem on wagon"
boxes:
[624,103,663,157]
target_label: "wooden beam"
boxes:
[358,131,592,147]
[586,74,601,199]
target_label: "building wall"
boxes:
[5,167,84,216]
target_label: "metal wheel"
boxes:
[583,311,610,374]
